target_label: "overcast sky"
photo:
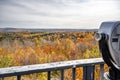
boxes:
[0,0,120,29]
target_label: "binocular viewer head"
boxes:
[95,21,120,80]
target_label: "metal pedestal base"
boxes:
[104,72,120,80]
[104,72,111,80]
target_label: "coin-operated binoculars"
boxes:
[95,21,120,80]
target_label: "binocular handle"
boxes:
[94,33,108,41]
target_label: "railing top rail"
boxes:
[0,58,104,77]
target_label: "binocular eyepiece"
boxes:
[95,21,120,80]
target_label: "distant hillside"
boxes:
[0,28,98,32]
[0,28,27,32]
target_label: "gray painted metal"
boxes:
[104,72,111,80]
[98,21,120,66]
[48,71,51,80]
[83,65,95,80]
[0,58,104,80]
[60,69,64,80]
[72,68,76,80]
[100,64,104,80]
[17,75,21,80]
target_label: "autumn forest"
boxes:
[0,31,107,80]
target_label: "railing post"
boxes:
[61,69,64,80]
[0,77,4,80]
[83,65,95,80]
[48,71,51,80]
[72,68,76,80]
[100,64,104,80]
[17,75,21,80]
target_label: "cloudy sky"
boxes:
[0,0,120,29]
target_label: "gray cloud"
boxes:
[0,0,120,29]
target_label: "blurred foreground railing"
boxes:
[0,58,104,80]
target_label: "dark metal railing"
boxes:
[0,58,104,80]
